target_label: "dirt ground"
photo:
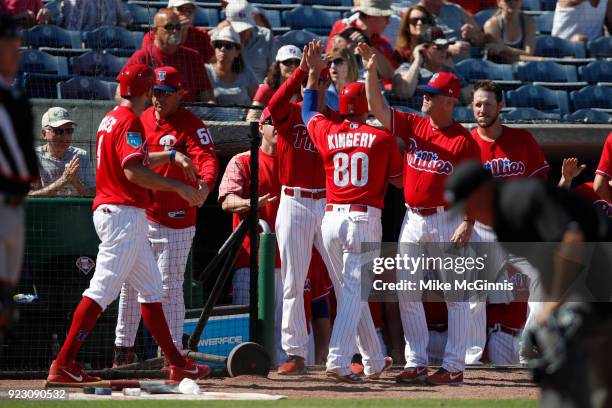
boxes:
[0,367,539,400]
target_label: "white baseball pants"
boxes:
[322,204,386,376]
[114,222,195,349]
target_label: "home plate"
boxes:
[71,391,287,401]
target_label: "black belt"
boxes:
[0,193,25,206]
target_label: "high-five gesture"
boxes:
[356,43,377,75]
[305,40,325,73]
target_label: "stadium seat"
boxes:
[587,36,612,58]
[455,59,514,82]
[22,25,82,49]
[453,106,475,123]
[20,72,62,98]
[540,0,556,11]
[516,60,578,82]
[195,7,219,26]
[501,107,560,121]
[127,3,156,26]
[564,108,612,123]
[276,29,319,48]
[70,51,127,79]
[473,9,496,29]
[57,76,118,100]
[301,0,350,6]
[247,0,287,4]
[579,61,612,83]
[570,85,612,110]
[505,84,569,116]
[535,35,586,58]
[521,0,541,11]
[84,26,143,50]
[45,0,61,24]
[260,9,282,29]
[535,12,553,35]
[282,6,336,35]
[19,49,69,75]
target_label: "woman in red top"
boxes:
[395,5,435,63]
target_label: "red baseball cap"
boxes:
[259,107,272,125]
[154,66,182,92]
[417,72,461,98]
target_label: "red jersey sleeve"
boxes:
[218,153,247,203]
[305,113,331,149]
[253,83,276,105]
[389,108,417,141]
[185,121,219,191]
[118,119,147,168]
[268,67,307,126]
[596,132,612,179]
[387,136,404,179]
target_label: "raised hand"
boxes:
[562,158,586,182]
[356,43,376,74]
[305,40,325,72]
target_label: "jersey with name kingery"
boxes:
[93,106,151,211]
[470,126,549,180]
[307,114,403,209]
[390,109,480,208]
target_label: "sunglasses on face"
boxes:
[280,59,300,67]
[214,41,238,50]
[160,23,181,31]
[176,5,196,14]
[49,127,75,135]
[327,58,345,67]
[409,16,431,26]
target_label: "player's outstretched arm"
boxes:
[302,41,325,124]
[123,159,203,207]
[594,174,612,201]
[357,43,391,130]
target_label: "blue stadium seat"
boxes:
[84,26,143,50]
[540,0,556,11]
[453,106,475,123]
[57,76,118,100]
[579,61,612,83]
[516,61,577,82]
[127,3,156,26]
[455,59,514,81]
[535,12,553,35]
[195,7,219,26]
[473,9,496,29]
[506,84,569,116]
[70,51,127,79]
[522,0,541,11]
[45,0,61,24]
[276,29,319,48]
[22,25,82,49]
[282,6,335,35]
[587,36,612,58]
[501,107,559,121]
[564,108,612,123]
[20,72,62,98]
[19,49,69,75]
[535,35,585,58]
[260,8,282,28]
[570,85,612,110]
[301,0,347,6]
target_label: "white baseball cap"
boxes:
[211,26,241,45]
[276,45,302,62]
[41,107,76,128]
[225,0,256,33]
[168,0,196,8]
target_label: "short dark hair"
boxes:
[472,80,503,103]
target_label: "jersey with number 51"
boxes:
[141,106,219,229]
[306,114,403,208]
[93,105,151,211]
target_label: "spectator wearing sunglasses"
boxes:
[392,26,461,99]
[142,0,214,64]
[395,5,436,63]
[247,45,303,122]
[119,8,213,103]
[205,26,258,106]
[325,47,360,112]
[30,107,95,197]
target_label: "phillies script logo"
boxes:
[484,158,526,177]
[406,138,453,175]
[293,124,318,153]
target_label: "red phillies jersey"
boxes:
[596,132,612,180]
[141,107,219,229]
[307,114,403,208]
[574,182,612,216]
[93,106,151,210]
[142,27,214,64]
[390,109,479,208]
[218,149,281,269]
[268,67,341,189]
[486,302,527,330]
[122,46,211,102]
[471,126,549,180]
